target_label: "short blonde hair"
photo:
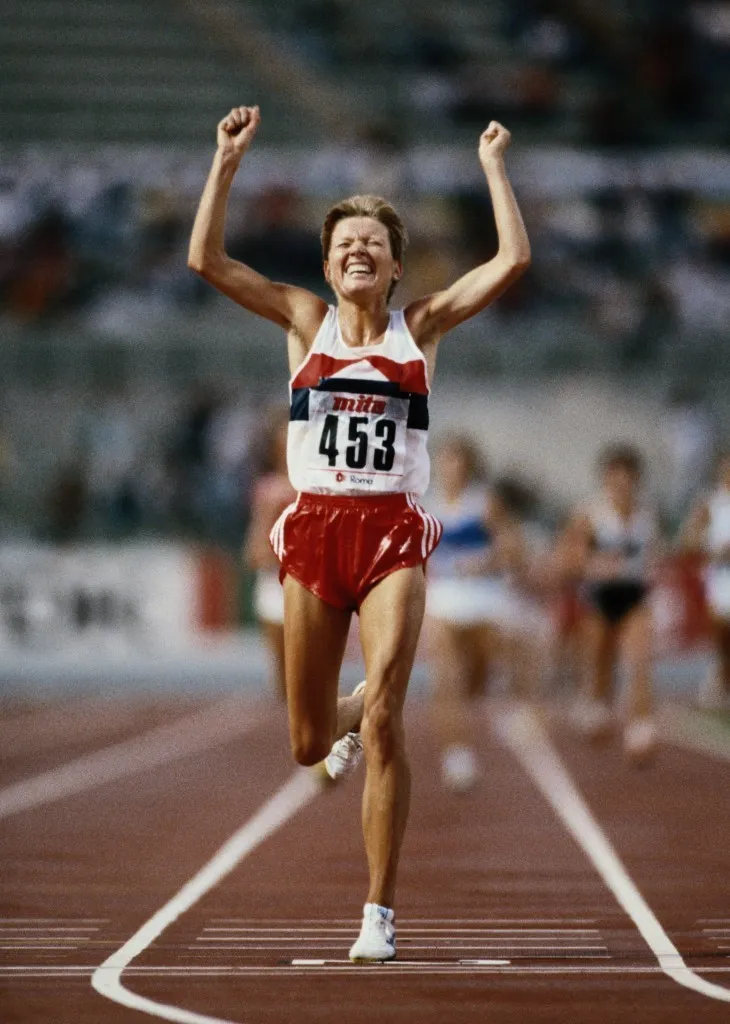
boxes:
[321,195,408,301]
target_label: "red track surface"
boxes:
[1,694,729,1023]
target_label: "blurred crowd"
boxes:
[1,170,729,367]
[0,0,728,551]
[0,378,714,551]
[40,384,259,549]
[268,0,730,145]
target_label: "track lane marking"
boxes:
[208,921,597,929]
[15,964,730,978]
[201,926,601,933]
[495,707,730,1004]
[0,697,261,820]
[91,769,321,1024]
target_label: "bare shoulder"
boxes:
[403,294,443,348]
[279,284,328,341]
[285,294,329,374]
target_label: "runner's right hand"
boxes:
[217,106,261,160]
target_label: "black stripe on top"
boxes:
[290,382,429,430]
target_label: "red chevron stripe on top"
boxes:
[291,353,429,395]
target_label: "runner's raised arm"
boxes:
[406,121,531,347]
[188,105,326,340]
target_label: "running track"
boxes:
[1,691,729,1023]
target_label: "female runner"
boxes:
[680,450,730,709]
[243,407,296,700]
[188,104,530,960]
[562,445,659,763]
[426,440,528,790]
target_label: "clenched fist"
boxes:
[217,105,261,161]
[479,121,511,168]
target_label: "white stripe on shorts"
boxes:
[407,492,440,560]
[270,496,300,559]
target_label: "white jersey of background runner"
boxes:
[287,306,431,497]
[706,486,730,615]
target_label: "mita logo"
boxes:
[332,395,387,415]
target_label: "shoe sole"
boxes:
[349,954,396,963]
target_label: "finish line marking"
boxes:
[7,964,730,980]
[92,769,321,1024]
[495,707,730,1005]
[290,958,511,967]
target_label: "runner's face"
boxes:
[324,217,401,303]
[604,464,638,507]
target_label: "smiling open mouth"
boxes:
[346,260,375,277]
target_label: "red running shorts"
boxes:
[270,492,442,611]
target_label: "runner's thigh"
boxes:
[283,574,352,742]
[359,566,426,712]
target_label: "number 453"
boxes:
[319,415,397,472]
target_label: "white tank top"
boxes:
[588,497,655,582]
[428,487,493,579]
[708,487,730,557]
[287,306,430,496]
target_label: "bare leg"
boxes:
[358,566,426,908]
[621,603,653,721]
[430,620,486,753]
[714,618,730,695]
[582,610,616,704]
[427,618,479,749]
[283,575,352,765]
[336,690,365,738]
[262,621,286,702]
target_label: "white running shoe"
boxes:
[441,744,479,792]
[349,903,396,962]
[624,717,657,763]
[324,680,366,781]
[572,697,613,740]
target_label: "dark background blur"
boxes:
[0,0,727,582]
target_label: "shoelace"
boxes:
[338,733,362,763]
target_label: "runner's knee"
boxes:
[290,726,330,766]
[361,689,403,765]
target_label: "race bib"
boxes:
[306,390,409,492]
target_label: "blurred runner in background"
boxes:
[561,445,660,763]
[680,449,730,710]
[426,439,530,790]
[243,406,296,700]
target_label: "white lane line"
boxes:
[291,958,511,967]
[495,708,730,1004]
[0,927,99,932]
[0,697,261,821]
[661,705,730,762]
[16,964,730,979]
[207,921,593,929]
[0,921,107,929]
[188,944,607,952]
[201,926,601,934]
[0,945,80,950]
[91,768,321,1024]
